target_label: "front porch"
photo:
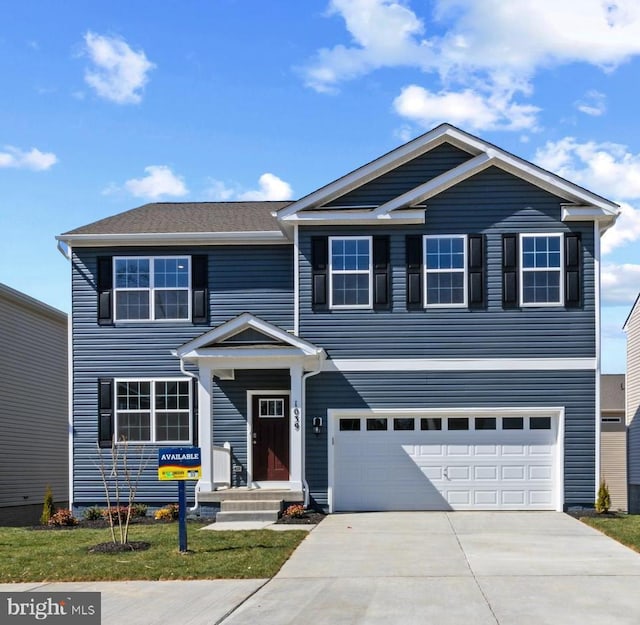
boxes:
[174,313,325,516]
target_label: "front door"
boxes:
[252,395,290,481]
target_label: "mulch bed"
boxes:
[87,541,151,553]
[275,511,325,525]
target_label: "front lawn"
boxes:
[581,514,640,553]
[0,523,308,582]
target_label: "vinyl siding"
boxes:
[600,427,628,511]
[305,370,596,509]
[0,289,68,510]
[325,142,473,207]
[626,301,640,486]
[71,246,293,504]
[212,369,291,486]
[300,167,596,360]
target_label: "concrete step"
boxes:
[221,499,283,512]
[199,489,303,503]
[215,510,279,523]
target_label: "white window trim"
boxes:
[519,233,564,307]
[259,397,286,419]
[114,377,192,445]
[328,236,373,310]
[423,234,468,308]
[113,256,192,322]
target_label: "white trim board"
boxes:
[322,358,597,372]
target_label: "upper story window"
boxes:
[424,235,467,307]
[520,234,563,306]
[115,379,191,443]
[114,256,191,321]
[329,237,372,309]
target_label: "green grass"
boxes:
[581,514,640,553]
[0,523,308,582]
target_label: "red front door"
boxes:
[252,395,290,481]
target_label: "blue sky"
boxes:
[1,0,639,373]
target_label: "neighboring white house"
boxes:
[600,374,626,512]
[625,295,640,513]
[0,283,68,525]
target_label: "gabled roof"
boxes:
[174,312,324,359]
[57,202,292,247]
[623,293,640,332]
[276,123,619,229]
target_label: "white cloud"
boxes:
[575,90,606,116]
[393,84,539,131]
[205,173,294,201]
[602,202,640,255]
[0,146,57,171]
[602,263,640,305]
[302,0,640,130]
[124,166,188,199]
[83,32,155,104]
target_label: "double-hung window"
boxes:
[424,235,467,307]
[329,236,372,308]
[520,234,563,305]
[114,256,191,321]
[115,379,191,443]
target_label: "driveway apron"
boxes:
[220,511,640,625]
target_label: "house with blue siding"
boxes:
[57,124,619,518]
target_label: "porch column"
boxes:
[289,363,304,491]
[197,365,214,493]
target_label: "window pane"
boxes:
[448,417,469,430]
[117,412,151,441]
[366,418,388,431]
[523,271,560,304]
[117,382,151,410]
[155,411,190,441]
[259,398,285,418]
[154,290,189,319]
[155,381,189,411]
[339,418,360,431]
[332,274,369,306]
[116,291,150,320]
[426,272,464,305]
[115,258,150,289]
[154,258,189,288]
[393,418,415,431]
[475,417,496,430]
[425,237,464,270]
[420,418,442,430]
[530,417,551,430]
[503,417,524,430]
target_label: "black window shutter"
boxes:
[312,237,328,310]
[97,257,113,325]
[191,255,209,324]
[191,377,199,447]
[502,234,518,307]
[373,236,390,309]
[98,378,114,448]
[468,235,485,308]
[565,233,581,307]
[406,235,423,309]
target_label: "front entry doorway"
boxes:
[252,394,290,481]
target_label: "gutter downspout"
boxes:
[301,351,326,508]
[176,352,201,513]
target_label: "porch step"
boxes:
[215,510,280,523]
[199,489,303,503]
[221,499,283,512]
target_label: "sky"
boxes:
[1,0,639,373]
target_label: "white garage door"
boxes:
[332,413,559,511]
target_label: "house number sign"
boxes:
[293,406,300,431]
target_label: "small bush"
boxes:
[83,506,104,521]
[596,481,611,513]
[283,504,306,518]
[154,504,179,521]
[40,485,55,525]
[103,506,130,523]
[48,508,78,527]
[130,503,148,518]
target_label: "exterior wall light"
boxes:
[312,416,323,436]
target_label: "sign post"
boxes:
[158,447,201,553]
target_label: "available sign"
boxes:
[158,447,201,481]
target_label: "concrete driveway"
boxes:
[220,512,640,625]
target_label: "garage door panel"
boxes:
[333,413,558,511]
